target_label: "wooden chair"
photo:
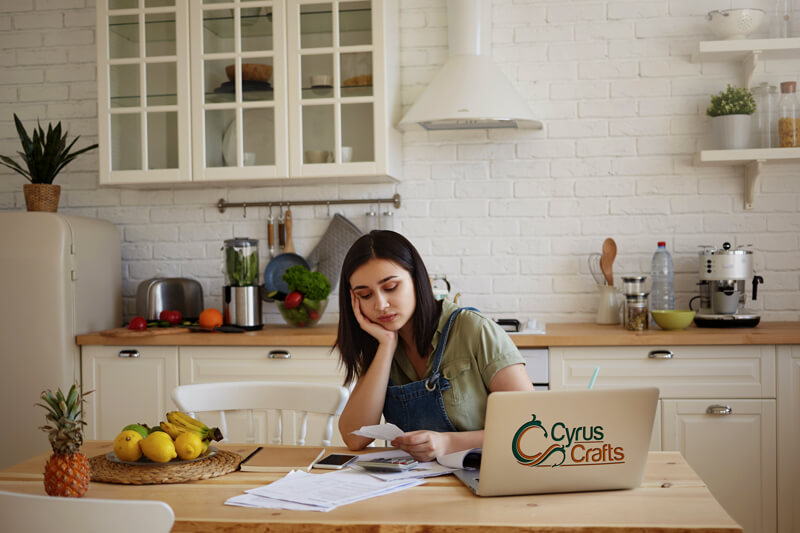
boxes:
[171,381,349,446]
[0,490,174,533]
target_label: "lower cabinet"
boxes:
[549,344,777,533]
[81,345,179,440]
[777,346,800,533]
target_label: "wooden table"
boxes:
[0,442,742,533]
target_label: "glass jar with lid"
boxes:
[622,276,648,296]
[778,81,799,148]
[624,293,649,331]
[751,82,779,148]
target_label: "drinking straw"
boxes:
[588,367,600,390]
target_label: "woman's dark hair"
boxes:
[335,230,439,385]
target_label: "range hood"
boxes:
[399,0,542,132]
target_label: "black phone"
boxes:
[313,453,359,470]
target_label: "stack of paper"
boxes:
[226,469,424,512]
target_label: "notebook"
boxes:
[239,446,326,473]
[454,387,659,496]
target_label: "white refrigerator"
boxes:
[0,213,121,468]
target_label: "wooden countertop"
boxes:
[77,321,800,347]
[0,442,741,532]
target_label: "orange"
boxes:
[198,308,223,329]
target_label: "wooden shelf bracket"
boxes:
[744,160,763,210]
[742,51,760,89]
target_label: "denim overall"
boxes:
[383,307,478,432]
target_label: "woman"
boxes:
[335,231,533,462]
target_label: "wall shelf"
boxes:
[694,148,800,209]
[691,37,800,88]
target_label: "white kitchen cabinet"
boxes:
[549,345,777,533]
[662,399,776,533]
[81,345,179,440]
[776,345,800,533]
[179,345,347,445]
[97,0,400,186]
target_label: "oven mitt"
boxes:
[306,214,363,292]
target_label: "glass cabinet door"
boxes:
[288,0,376,176]
[190,0,287,181]
[98,0,191,184]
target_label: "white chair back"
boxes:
[171,381,349,446]
[0,490,174,533]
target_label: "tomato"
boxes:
[128,316,147,331]
[283,291,303,309]
[159,310,183,325]
[309,310,319,320]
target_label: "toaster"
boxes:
[136,278,204,321]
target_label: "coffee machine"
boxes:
[222,237,263,330]
[692,242,764,328]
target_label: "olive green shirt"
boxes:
[388,300,525,431]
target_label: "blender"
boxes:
[691,242,764,328]
[222,237,263,330]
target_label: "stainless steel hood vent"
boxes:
[399,0,542,132]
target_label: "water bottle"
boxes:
[650,241,674,313]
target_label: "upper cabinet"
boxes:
[97,0,400,186]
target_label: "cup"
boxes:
[712,286,740,315]
[306,150,331,164]
[310,74,332,88]
[243,152,256,166]
[341,146,353,162]
[596,285,623,325]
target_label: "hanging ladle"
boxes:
[600,238,617,286]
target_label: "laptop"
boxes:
[454,387,659,497]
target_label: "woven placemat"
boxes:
[89,450,241,485]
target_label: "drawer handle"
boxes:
[647,350,674,359]
[268,350,291,359]
[118,349,140,358]
[706,404,732,415]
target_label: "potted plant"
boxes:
[706,84,757,150]
[0,113,98,212]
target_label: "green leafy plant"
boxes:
[706,84,756,117]
[0,113,98,184]
[282,265,331,300]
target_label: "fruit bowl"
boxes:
[707,9,765,40]
[651,310,696,330]
[276,298,328,327]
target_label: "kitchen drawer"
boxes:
[179,346,345,386]
[549,345,776,398]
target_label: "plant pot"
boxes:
[711,114,753,150]
[23,184,61,212]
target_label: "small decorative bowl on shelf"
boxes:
[651,310,696,331]
[276,298,328,328]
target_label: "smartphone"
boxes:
[313,453,359,470]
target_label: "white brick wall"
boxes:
[1,0,800,324]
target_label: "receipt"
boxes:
[351,423,405,441]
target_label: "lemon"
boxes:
[175,432,205,461]
[140,431,177,463]
[113,430,143,462]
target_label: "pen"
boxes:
[588,367,599,390]
[239,446,263,467]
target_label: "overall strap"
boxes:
[424,306,479,391]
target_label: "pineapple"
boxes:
[37,384,91,497]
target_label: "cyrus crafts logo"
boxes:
[511,414,625,468]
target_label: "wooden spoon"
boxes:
[283,208,295,254]
[601,238,617,286]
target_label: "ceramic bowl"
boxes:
[651,310,696,330]
[276,299,327,327]
[707,9,765,40]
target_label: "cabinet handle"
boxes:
[647,349,674,359]
[706,404,732,415]
[118,349,140,358]
[268,350,291,359]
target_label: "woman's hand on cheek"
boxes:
[351,291,397,346]
[391,431,447,463]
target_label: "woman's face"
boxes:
[349,258,416,331]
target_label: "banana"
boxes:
[166,411,223,441]
[159,420,187,440]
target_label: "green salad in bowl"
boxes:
[275,265,331,327]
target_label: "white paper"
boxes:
[351,449,458,481]
[351,423,405,441]
[244,469,423,509]
[436,447,482,469]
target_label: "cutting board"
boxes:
[99,327,191,337]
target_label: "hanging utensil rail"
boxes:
[216,193,402,213]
